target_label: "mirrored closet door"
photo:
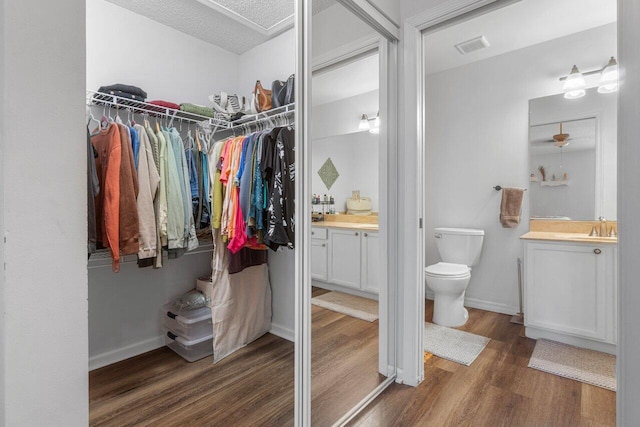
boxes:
[305,1,399,424]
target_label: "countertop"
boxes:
[520,231,617,244]
[312,221,379,231]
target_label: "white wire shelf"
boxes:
[86,90,294,132]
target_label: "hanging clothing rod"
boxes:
[86,90,295,132]
[493,185,527,191]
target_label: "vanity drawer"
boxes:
[311,228,328,240]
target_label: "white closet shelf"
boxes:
[86,90,294,132]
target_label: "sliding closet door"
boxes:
[303,1,399,424]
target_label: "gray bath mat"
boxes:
[423,322,490,366]
[528,339,616,391]
[311,291,378,322]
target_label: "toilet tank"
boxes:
[434,227,485,267]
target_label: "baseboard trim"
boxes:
[425,291,518,316]
[89,335,165,371]
[269,323,294,342]
[312,281,379,301]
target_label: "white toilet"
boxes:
[425,227,485,327]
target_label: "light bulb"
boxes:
[563,65,586,99]
[358,114,370,131]
[598,56,618,94]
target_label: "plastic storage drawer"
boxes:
[164,328,213,362]
[162,304,212,340]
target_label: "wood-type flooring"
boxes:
[348,300,616,427]
[89,287,382,426]
[90,297,615,426]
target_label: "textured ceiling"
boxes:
[206,0,293,31]
[106,0,336,55]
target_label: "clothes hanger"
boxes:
[87,109,101,136]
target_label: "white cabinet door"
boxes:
[525,242,611,342]
[328,229,361,289]
[311,239,328,281]
[361,231,380,294]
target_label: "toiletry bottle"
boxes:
[599,216,607,237]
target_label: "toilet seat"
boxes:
[425,262,470,278]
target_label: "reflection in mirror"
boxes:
[310,1,389,425]
[529,87,617,220]
[529,118,596,219]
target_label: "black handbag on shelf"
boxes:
[271,79,287,108]
[284,74,295,105]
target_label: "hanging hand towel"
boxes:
[499,188,524,228]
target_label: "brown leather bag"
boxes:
[254,80,272,112]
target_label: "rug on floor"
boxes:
[528,339,616,391]
[423,322,490,366]
[311,291,378,322]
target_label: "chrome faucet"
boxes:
[599,216,607,237]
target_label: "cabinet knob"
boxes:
[355,232,359,236]
[364,233,368,237]
[594,248,602,254]
[311,231,314,236]
[322,243,326,247]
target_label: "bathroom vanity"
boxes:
[521,221,618,355]
[311,215,379,298]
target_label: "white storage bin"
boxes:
[164,328,214,362]
[162,303,212,340]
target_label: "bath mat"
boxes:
[528,339,616,391]
[311,291,378,322]
[423,322,490,366]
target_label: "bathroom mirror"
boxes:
[529,87,617,220]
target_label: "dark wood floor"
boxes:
[89,287,382,426]
[90,299,614,426]
[348,300,616,427]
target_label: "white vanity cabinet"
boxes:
[311,226,379,296]
[523,240,617,354]
[311,228,328,281]
[361,231,380,293]
[328,229,362,289]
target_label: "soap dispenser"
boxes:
[599,216,607,238]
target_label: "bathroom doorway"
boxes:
[416,0,618,424]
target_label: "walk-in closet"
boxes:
[86,0,298,424]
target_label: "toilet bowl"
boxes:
[425,262,471,327]
[425,227,484,327]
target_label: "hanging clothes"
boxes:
[91,122,122,272]
[265,126,295,250]
[87,128,100,257]
[117,123,140,256]
[134,124,160,266]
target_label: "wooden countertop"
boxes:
[520,231,617,244]
[312,221,379,231]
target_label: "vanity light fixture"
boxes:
[358,114,370,131]
[358,112,380,133]
[369,111,380,134]
[560,56,619,99]
[598,56,618,94]
[562,65,586,99]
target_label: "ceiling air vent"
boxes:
[455,35,490,55]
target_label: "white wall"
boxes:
[2,0,88,424]
[86,0,239,105]
[0,0,5,420]
[618,0,640,424]
[88,252,213,369]
[312,131,380,213]
[238,29,295,106]
[238,29,297,340]
[312,3,377,60]
[312,90,379,139]
[423,24,616,314]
